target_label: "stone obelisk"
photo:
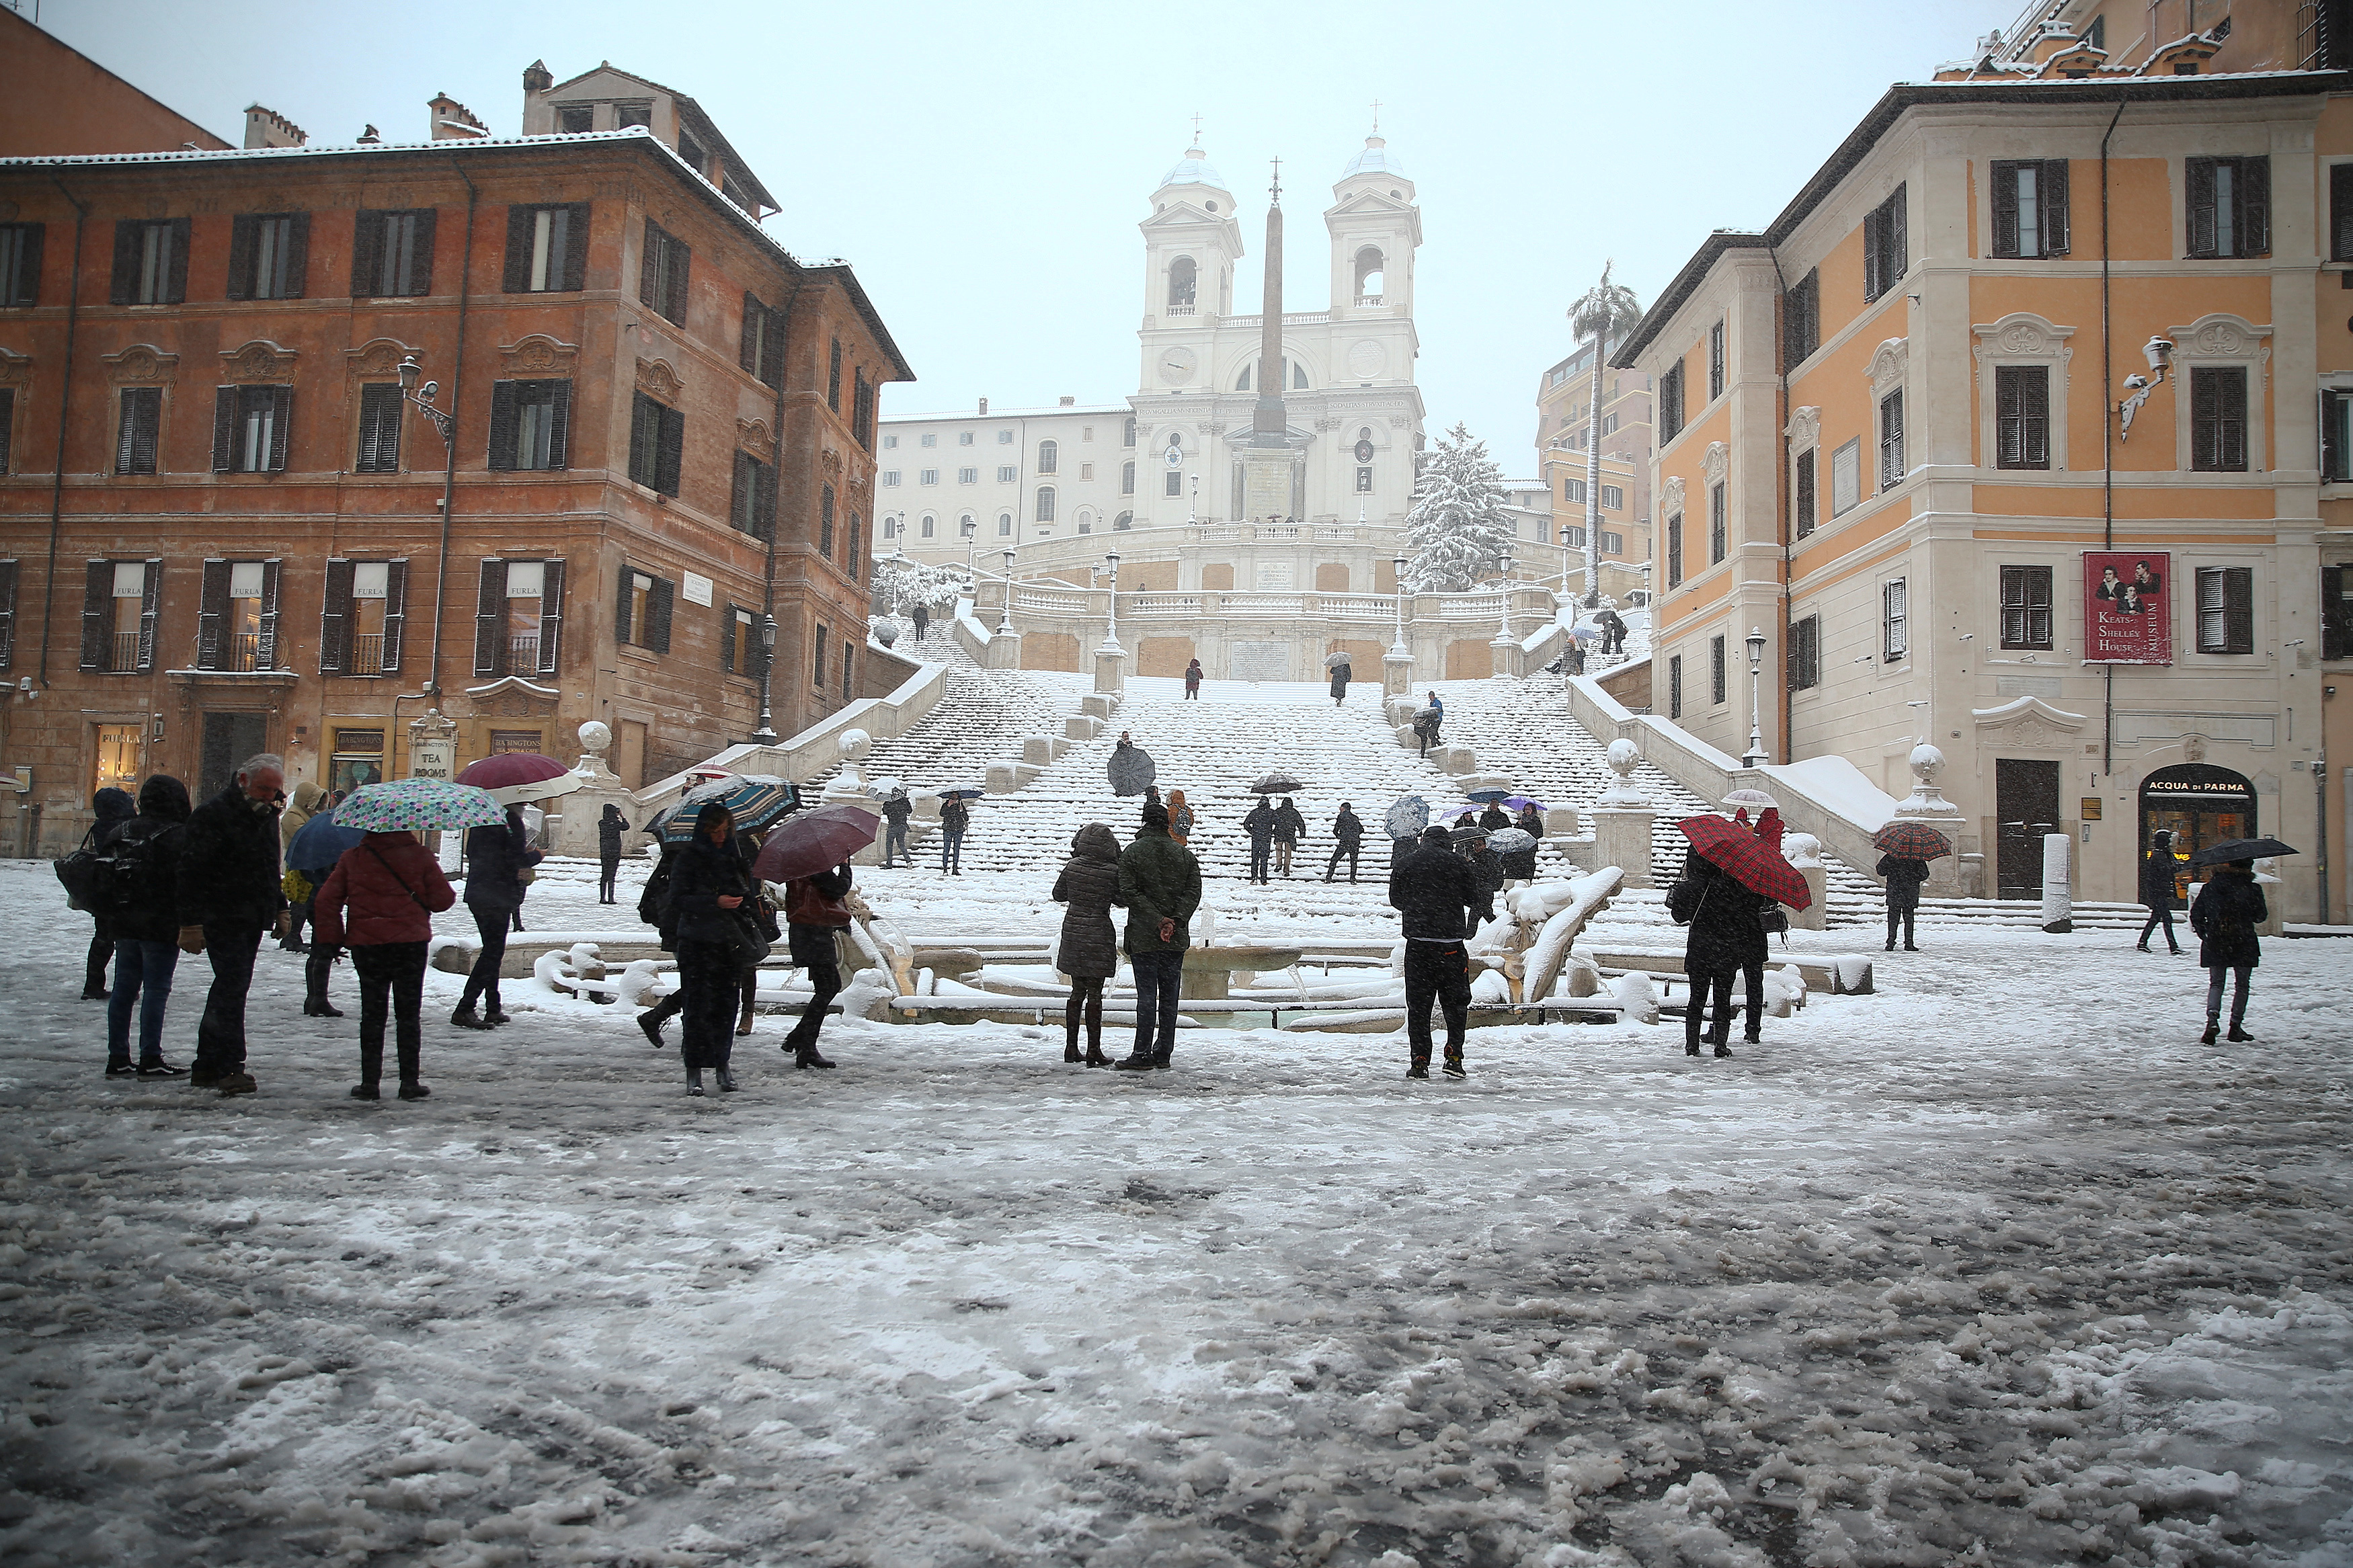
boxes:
[1241,160,1296,524]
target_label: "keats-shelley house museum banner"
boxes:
[2085,551,2173,665]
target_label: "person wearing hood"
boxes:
[1328,657,1352,705]
[2190,859,2267,1045]
[1324,803,1365,883]
[79,786,136,999]
[452,804,541,1030]
[1052,823,1125,1065]
[1113,800,1200,1070]
[1596,607,1628,655]
[1876,852,1928,952]
[276,781,327,952]
[2137,831,2183,955]
[1388,825,1480,1079]
[598,804,631,904]
[1242,796,1277,884]
[664,802,758,1094]
[1751,807,1786,856]
[1271,797,1306,877]
[939,792,969,874]
[880,786,913,868]
[100,774,191,1079]
[1184,658,1203,700]
[313,823,456,1100]
[175,753,289,1095]
[1166,789,1194,845]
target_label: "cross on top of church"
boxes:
[1269,155,1281,204]
[1189,112,1203,145]
[1370,99,1382,133]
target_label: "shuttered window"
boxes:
[2333,164,2353,263]
[819,485,836,557]
[0,559,15,669]
[1793,448,1816,538]
[227,212,309,301]
[355,382,403,473]
[211,385,292,473]
[196,559,282,671]
[2186,157,2270,258]
[1665,513,1683,588]
[319,558,407,675]
[730,452,775,538]
[2321,564,2353,661]
[2190,367,2248,472]
[115,387,161,475]
[0,224,42,308]
[1995,364,2050,468]
[847,514,863,580]
[502,203,589,292]
[854,369,876,450]
[842,640,854,700]
[1878,390,1905,488]
[639,220,689,324]
[81,559,160,673]
[1667,655,1683,719]
[1999,565,2053,649]
[721,605,762,677]
[1782,268,1819,367]
[1708,319,1725,401]
[617,569,674,654]
[473,559,565,677]
[826,339,842,411]
[1709,634,1727,704]
[1708,482,1727,565]
[813,622,829,687]
[1789,614,1821,690]
[2325,389,2353,483]
[2196,567,2254,655]
[352,208,436,298]
[1990,160,2070,257]
[1882,579,1909,661]
[627,390,684,495]
[740,292,785,387]
[109,218,188,305]
[0,386,11,474]
[488,378,571,471]
[1863,184,1908,301]
[1657,360,1685,443]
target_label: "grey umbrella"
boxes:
[1249,771,1307,795]
[1323,650,1353,669]
[1384,795,1429,839]
[1107,742,1157,797]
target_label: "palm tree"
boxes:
[1566,263,1643,609]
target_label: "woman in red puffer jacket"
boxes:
[314,831,456,1101]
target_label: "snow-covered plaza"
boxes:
[3,841,2349,1567]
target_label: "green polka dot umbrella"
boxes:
[333,778,509,833]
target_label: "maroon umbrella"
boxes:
[751,803,879,882]
[456,752,582,806]
[1677,815,1812,910]
[1872,821,1953,861]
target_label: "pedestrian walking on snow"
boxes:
[312,827,456,1100]
[1412,693,1444,757]
[665,803,758,1094]
[1667,850,1771,1057]
[598,804,631,903]
[2137,831,2184,954]
[77,786,136,999]
[452,806,539,1029]
[781,861,854,1069]
[2190,860,2266,1045]
[939,794,969,874]
[99,774,191,1079]
[176,753,290,1094]
[880,786,913,868]
[1271,797,1306,877]
[277,781,326,952]
[1113,800,1200,1070]
[1324,803,1365,882]
[1166,789,1194,845]
[1877,853,1927,952]
[1242,796,1277,884]
[1389,825,1479,1078]
[1464,837,1506,931]
[1184,658,1203,700]
[1053,823,1125,1065]
[1328,659,1352,705]
[1596,608,1627,655]
[912,603,930,643]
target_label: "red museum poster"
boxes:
[2084,551,2173,665]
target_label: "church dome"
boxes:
[1159,146,1229,193]
[1339,134,1404,180]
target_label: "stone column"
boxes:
[2040,832,2073,933]
[1384,643,1414,698]
[1094,636,1127,696]
[1589,737,1656,888]
[1489,628,1521,679]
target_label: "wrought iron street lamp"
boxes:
[1495,550,1516,645]
[997,548,1016,636]
[1743,624,1769,769]
[1559,520,1579,597]
[397,354,457,696]
[752,612,780,745]
[1103,548,1121,646]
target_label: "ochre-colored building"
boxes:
[0,70,908,854]
[0,9,234,159]
[1618,0,2353,922]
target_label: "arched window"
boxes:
[957,513,975,538]
[1123,416,1136,446]
[1035,486,1056,522]
[997,511,1013,536]
[1235,362,1251,392]
[881,514,898,539]
[1077,509,1093,535]
[1121,461,1135,495]
[1167,256,1196,310]
[1292,359,1308,389]
[1114,511,1132,531]
[1037,439,1058,474]
[1237,358,1308,391]
[920,514,936,539]
[1354,246,1386,301]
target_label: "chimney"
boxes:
[357,124,381,145]
[242,105,307,151]
[978,397,988,415]
[1060,395,1075,407]
[522,59,554,93]
[429,93,489,141]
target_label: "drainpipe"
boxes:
[2100,101,2124,780]
[35,179,87,691]
[425,163,477,694]
[1767,245,1794,766]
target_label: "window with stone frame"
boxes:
[729,451,775,538]
[1882,578,1909,661]
[626,390,684,495]
[1990,161,2070,258]
[1878,390,1905,489]
[1668,654,1683,719]
[616,567,674,654]
[115,387,162,475]
[1863,184,1908,301]
[819,485,836,559]
[2000,565,2053,650]
[352,209,435,298]
[1708,319,1725,401]
[210,385,292,474]
[354,382,403,474]
[639,220,690,325]
[1708,482,1727,565]
[0,223,42,308]
[1782,268,1819,366]
[488,379,572,471]
[1657,359,1685,443]
[2186,157,2270,259]
[2190,367,2248,471]
[1666,513,1683,588]
[502,204,588,293]
[1789,613,1821,690]
[1710,634,1727,704]
[110,218,188,305]
[2195,566,2254,654]
[1793,448,1816,537]
[1995,364,2050,468]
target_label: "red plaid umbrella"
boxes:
[1872,821,1953,860]
[1677,815,1812,909]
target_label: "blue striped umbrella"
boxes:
[651,774,801,843]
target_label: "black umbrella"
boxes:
[1107,743,1156,797]
[1249,771,1307,794]
[2188,836,2297,867]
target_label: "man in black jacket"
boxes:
[453,807,541,1028]
[1242,796,1276,884]
[1324,803,1365,883]
[176,753,288,1094]
[1388,825,1480,1079]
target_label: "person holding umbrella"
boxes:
[1477,798,1511,834]
[2188,837,2292,1043]
[1671,815,1810,1055]
[177,753,290,1095]
[1324,802,1365,883]
[939,791,970,874]
[1052,823,1124,1065]
[665,802,758,1094]
[277,780,327,952]
[598,804,631,904]
[1412,693,1444,757]
[1112,799,1199,1070]
[311,817,456,1100]
[751,805,875,1069]
[1242,796,1277,884]
[1868,821,1948,953]
[1326,650,1353,706]
[452,804,541,1030]
[286,804,366,1020]
[2137,831,2183,955]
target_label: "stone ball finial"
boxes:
[577,719,612,755]
[1605,738,1640,780]
[838,727,873,763]
[1782,831,1822,868]
[1909,743,1945,783]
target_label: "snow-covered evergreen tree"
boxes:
[1402,423,1513,593]
[869,556,966,618]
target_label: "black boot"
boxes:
[1113,1053,1156,1071]
[686,1066,705,1096]
[450,1005,493,1030]
[2200,1021,2220,1045]
[638,1009,667,1048]
[715,1067,739,1092]
[354,1038,383,1100]
[1064,1024,1083,1064]
[793,1042,836,1070]
[305,998,344,1018]
[2227,1024,2254,1043]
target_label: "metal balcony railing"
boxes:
[225,633,264,671]
[508,634,540,673]
[108,632,141,673]
[351,633,385,676]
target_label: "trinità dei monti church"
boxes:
[877,133,1456,682]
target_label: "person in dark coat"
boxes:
[1389,825,1480,1078]
[1328,659,1351,705]
[598,804,631,904]
[1464,837,1507,930]
[1324,803,1365,883]
[1242,796,1277,884]
[635,839,688,1046]
[2190,860,2266,1044]
[100,774,190,1079]
[1877,853,1929,952]
[2136,831,2182,954]
[313,827,457,1100]
[1668,850,1771,1057]
[781,860,854,1069]
[912,602,931,642]
[664,803,755,1094]
[939,794,970,874]
[79,786,136,999]
[1113,800,1200,1070]
[1183,658,1203,700]
[879,787,913,868]
[1478,801,1511,834]
[175,753,288,1094]
[1564,639,1587,677]
[1051,823,1125,1065]
[1596,608,1628,655]
[1271,797,1306,877]
[453,805,540,1029]
[1413,693,1445,757]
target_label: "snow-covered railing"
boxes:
[1126,594,1203,617]
[1437,593,1505,619]
[1014,586,1099,616]
[1324,594,1394,620]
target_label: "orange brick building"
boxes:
[0,100,908,853]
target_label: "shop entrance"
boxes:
[2139,764,2256,901]
[1994,757,2061,900]
[199,712,270,799]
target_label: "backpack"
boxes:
[54,843,107,911]
[79,819,173,916]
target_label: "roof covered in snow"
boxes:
[1158,147,1228,193]
[1339,135,1406,181]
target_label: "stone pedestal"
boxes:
[1094,638,1127,696]
[1021,735,1063,766]
[1384,645,1413,698]
[1783,833,1828,931]
[2041,832,2073,932]
[545,721,638,859]
[1431,744,1477,776]
[1079,692,1119,721]
[1489,631,1520,679]
[1889,742,1970,899]
[1065,714,1103,742]
[1589,807,1655,888]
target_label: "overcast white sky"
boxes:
[38,0,2011,473]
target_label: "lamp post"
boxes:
[1559,520,1580,599]
[960,514,978,595]
[1392,552,1410,648]
[1495,550,1516,645]
[1103,548,1121,647]
[752,612,780,745]
[1743,624,1768,769]
[996,548,1016,636]
[397,354,456,695]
